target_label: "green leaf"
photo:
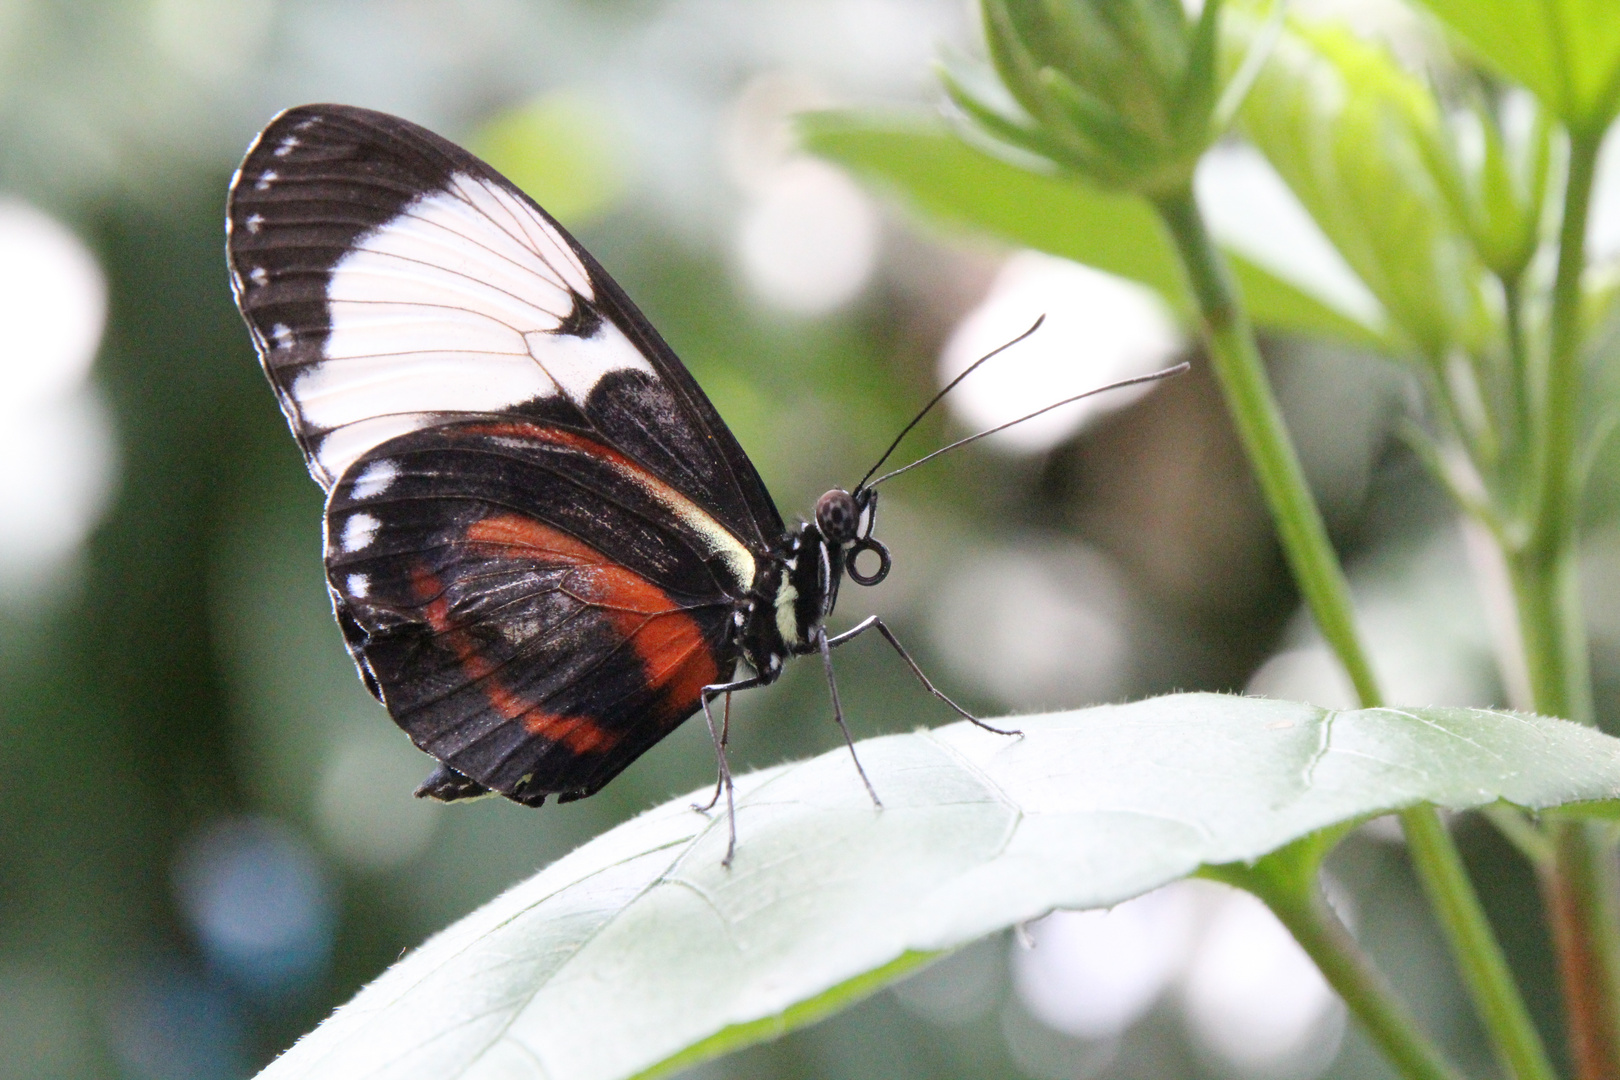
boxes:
[798,110,1387,350]
[1226,7,1492,360]
[1410,0,1620,135]
[259,695,1620,1080]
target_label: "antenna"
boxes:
[863,361,1190,490]
[853,315,1046,494]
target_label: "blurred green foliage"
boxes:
[1,1,1610,1079]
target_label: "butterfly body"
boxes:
[226,104,902,814]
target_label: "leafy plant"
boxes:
[255,1,1620,1078]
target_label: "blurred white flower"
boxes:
[1009,881,1346,1079]
[315,726,443,873]
[938,253,1181,455]
[0,200,117,599]
[1195,142,1385,331]
[1012,885,1200,1040]
[172,817,336,997]
[736,157,879,315]
[725,72,879,316]
[1,200,105,403]
[1589,122,1620,264]
[930,543,1132,710]
[1180,886,1345,1079]
[1247,528,1499,709]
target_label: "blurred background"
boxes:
[1,0,1610,1077]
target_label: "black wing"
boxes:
[226,103,784,552]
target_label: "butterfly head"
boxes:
[817,486,890,589]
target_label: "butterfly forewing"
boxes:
[226,103,782,548]
[227,104,781,804]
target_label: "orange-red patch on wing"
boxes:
[465,513,602,564]
[403,513,719,766]
[461,423,634,474]
[467,513,719,718]
[408,564,620,755]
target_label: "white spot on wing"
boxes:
[249,267,268,286]
[245,214,263,234]
[349,459,399,499]
[315,414,432,491]
[524,320,655,405]
[448,173,592,299]
[274,136,300,157]
[340,513,379,552]
[271,323,293,349]
[289,174,606,485]
[346,572,370,598]
[255,171,277,191]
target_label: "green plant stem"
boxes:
[1514,126,1620,1080]
[1210,847,1467,1080]
[1401,806,1559,1080]
[1155,184,1554,1080]
[1541,820,1620,1080]
[1152,188,1378,704]
[1521,127,1601,726]
[1502,274,1531,492]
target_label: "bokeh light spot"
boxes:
[1013,884,1198,1041]
[1180,886,1345,1079]
[315,727,443,873]
[172,817,336,998]
[737,157,879,316]
[0,200,117,599]
[939,253,1181,455]
[0,199,105,405]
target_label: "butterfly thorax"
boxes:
[736,523,840,682]
[736,487,870,683]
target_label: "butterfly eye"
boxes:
[814,488,860,545]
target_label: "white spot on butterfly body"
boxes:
[775,579,800,646]
[349,459,398,499]
[340,513,379,552]
[274,137,300,157]
[346,573,370,598]
[255,171,278,191]
[246,214,264,233]
[249,267,268,286]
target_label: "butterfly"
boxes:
[226,104,1179,861]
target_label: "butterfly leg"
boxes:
[825,616,1022,736]
[694,691,734,814]
[815,626,883,809]
[698,674,764,867]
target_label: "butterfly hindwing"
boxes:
[325,421,750,803]
[226,103,783,549]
